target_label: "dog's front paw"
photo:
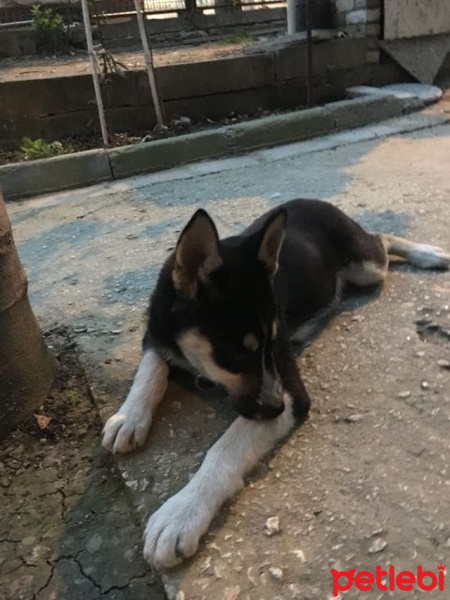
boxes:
[143,488,211,569]
[102,410,152,454]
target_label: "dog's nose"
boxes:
[257,400,285,419]
[255,379,285,419]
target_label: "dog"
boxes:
[102,198,449,570]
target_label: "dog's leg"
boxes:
[381,234,450,270]
[102,348,169,454]
[276,335,311,418]
[143,394,297,569]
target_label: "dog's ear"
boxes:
[257,209,287,280]
[173,209,223,298]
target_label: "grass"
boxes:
[220,32,255,45]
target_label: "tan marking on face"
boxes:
[272,321,278,340]
[243,333,259,352]
[177,329,244,394]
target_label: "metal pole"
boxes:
[80,0,109,145]
[306,0,313,107]
[134,0,165,127]
[286,0,296,35]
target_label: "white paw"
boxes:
[143,489,211,569]
[410,245,450,270]
[102,410,152,454]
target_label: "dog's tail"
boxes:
[380,234,450,270]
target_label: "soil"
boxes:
[0,326,165,600]
[0,107,283,166]
[0,39,251,83]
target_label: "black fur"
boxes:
[143,199,386,421]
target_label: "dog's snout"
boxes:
[233,390,285,420]
[232,374,285,420]
[257,400,285,419]
[254,380,285,419]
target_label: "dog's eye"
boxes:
[242,333,259,352]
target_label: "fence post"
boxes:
[134,0,165,127]
[80,0,109,145]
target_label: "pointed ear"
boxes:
[173,209,222,298]
[257,209,287,279]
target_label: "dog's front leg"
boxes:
[102,348,169,454]
[143,393,297,569]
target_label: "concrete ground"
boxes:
[5,102,450,600]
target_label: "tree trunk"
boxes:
[0,188,56,439]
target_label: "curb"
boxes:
[108,127,231,180]
[0,95,424,201]
[0,149,112,201]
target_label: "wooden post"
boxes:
[80,0,109,145]
[134,0,165,127]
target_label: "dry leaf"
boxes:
[34,414,52,429]
[224,586,240,600]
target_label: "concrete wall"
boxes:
[0,27,36,58]
[385,0,450,40]
[332,0,381,63]
[0,37,411,149]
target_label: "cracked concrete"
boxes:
[0,333,164,600]
[4,96,450,599]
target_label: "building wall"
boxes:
[385,0,450,39]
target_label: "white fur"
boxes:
[102,349,169,454]
[342,260,387,286]
[382,234,450,270]
[290,316,325,343]
[407,244,450,270]
[177,329,243,394]
[143,394,296,569]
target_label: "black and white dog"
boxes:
[102,199,449,569]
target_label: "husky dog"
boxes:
[102,199,449,569]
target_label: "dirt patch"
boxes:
[0,326,164,600]
[0,39,251,83]
[0,107,283,166]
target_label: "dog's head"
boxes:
[171,208,287,420]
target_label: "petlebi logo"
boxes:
[331,564,446,597]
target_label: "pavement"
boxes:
[5,101,450,600]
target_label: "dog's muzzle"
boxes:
[255,379,285,419]
[255,399,285,420]
[235,379,285,420]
